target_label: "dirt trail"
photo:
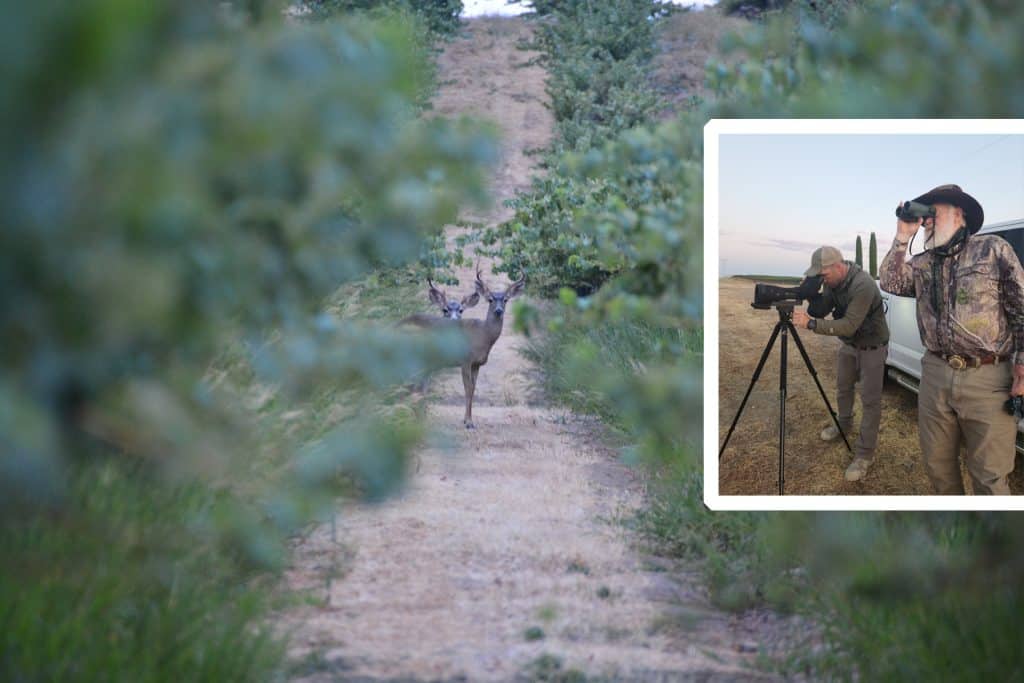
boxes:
[282,18,779,682]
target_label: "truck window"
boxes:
[993,229,1024,268]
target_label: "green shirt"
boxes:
[812,261,890,347]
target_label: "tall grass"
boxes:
[1,462,285,681]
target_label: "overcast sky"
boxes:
[718,133,1024,277]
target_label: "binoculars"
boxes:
[1005,396,1024,420]
[896,200,936,222]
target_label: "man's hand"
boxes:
[1012,364,1024,397]
[896,200,921,241]
[792,309,812,329]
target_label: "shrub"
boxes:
[1,3,495,678]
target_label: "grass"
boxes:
[1,264,440,682]
[521,310,701,434]
[1,462,286,681]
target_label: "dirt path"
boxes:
[282,18,780,682]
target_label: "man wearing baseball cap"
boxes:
[793,245,890,482]
[880,184,1024,494]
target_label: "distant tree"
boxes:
[869,231,878,278]
[855,235,863,267]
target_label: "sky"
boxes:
[460,0,716,17]
[718,134,1024,277]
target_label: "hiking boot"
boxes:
[844,458,872,482]
[820,424,852,442]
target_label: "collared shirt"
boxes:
[879,234,1024,364]
[811,261,889,347]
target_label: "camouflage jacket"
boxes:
[879,234,1024,365]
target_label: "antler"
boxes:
[474,261,490,295]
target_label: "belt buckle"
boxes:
[947,355,967,370]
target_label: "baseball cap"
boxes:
[805,246,843,277]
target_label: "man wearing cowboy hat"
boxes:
[793,246,889,482]
[880,184,1024,494]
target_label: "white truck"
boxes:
[879,217,1024,450]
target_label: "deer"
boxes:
[400,279,479,325]
[402,266,525,428]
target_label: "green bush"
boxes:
[1,2,495,678]
[490,0,1024,678]
[482,0,669,293]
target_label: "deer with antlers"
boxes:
[402,267,525,428]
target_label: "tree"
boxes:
[869,231,878,278]
[855,235,863,267]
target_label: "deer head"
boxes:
[428,279,479,320]
[474,267,526,320]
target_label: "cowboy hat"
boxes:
[912,184,984,234]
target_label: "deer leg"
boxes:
[462,364,476,429]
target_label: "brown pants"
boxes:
[918,351,1017,495]
[836,343,887,460]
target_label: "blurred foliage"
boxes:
[1,0,495,678]
[708,0,1024,116]
[300,0,464,36]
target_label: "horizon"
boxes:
[719,133,1024,278]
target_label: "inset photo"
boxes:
[705,119,1024,509]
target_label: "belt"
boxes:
[932,351,1011,369]
[846,343,887,351]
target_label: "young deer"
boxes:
[454,267,525,428]
[401,279,480,326]
[401,267,525,428]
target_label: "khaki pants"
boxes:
[918,351,1017,495]
[836,343,887,460]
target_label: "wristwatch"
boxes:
[808,319,817,331]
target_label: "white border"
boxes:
[704,118,1024,511]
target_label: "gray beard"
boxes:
[924,224,962,250]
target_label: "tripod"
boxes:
[719,302,851,495]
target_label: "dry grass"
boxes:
[651,8,750,116]
[718,277,1024,495]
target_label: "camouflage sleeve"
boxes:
[811,275,873,337]
[879,237,915,296]
[995,239,1024,365]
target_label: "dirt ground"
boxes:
[279,18,784,683]
[650,9,749,117]
[718,277,1024,496]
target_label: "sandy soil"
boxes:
[280,18,781,683]
[650,9,749,117]
[718,277,1024,496]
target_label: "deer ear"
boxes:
[474,278,490,297]
[461,291,480,309]
[428,281,446,307]
[506,276,526,299]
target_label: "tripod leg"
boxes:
[787,321,853,453]
[719,322,783,458]
[779,323,788,495]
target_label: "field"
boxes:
[718,277,1024,495]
